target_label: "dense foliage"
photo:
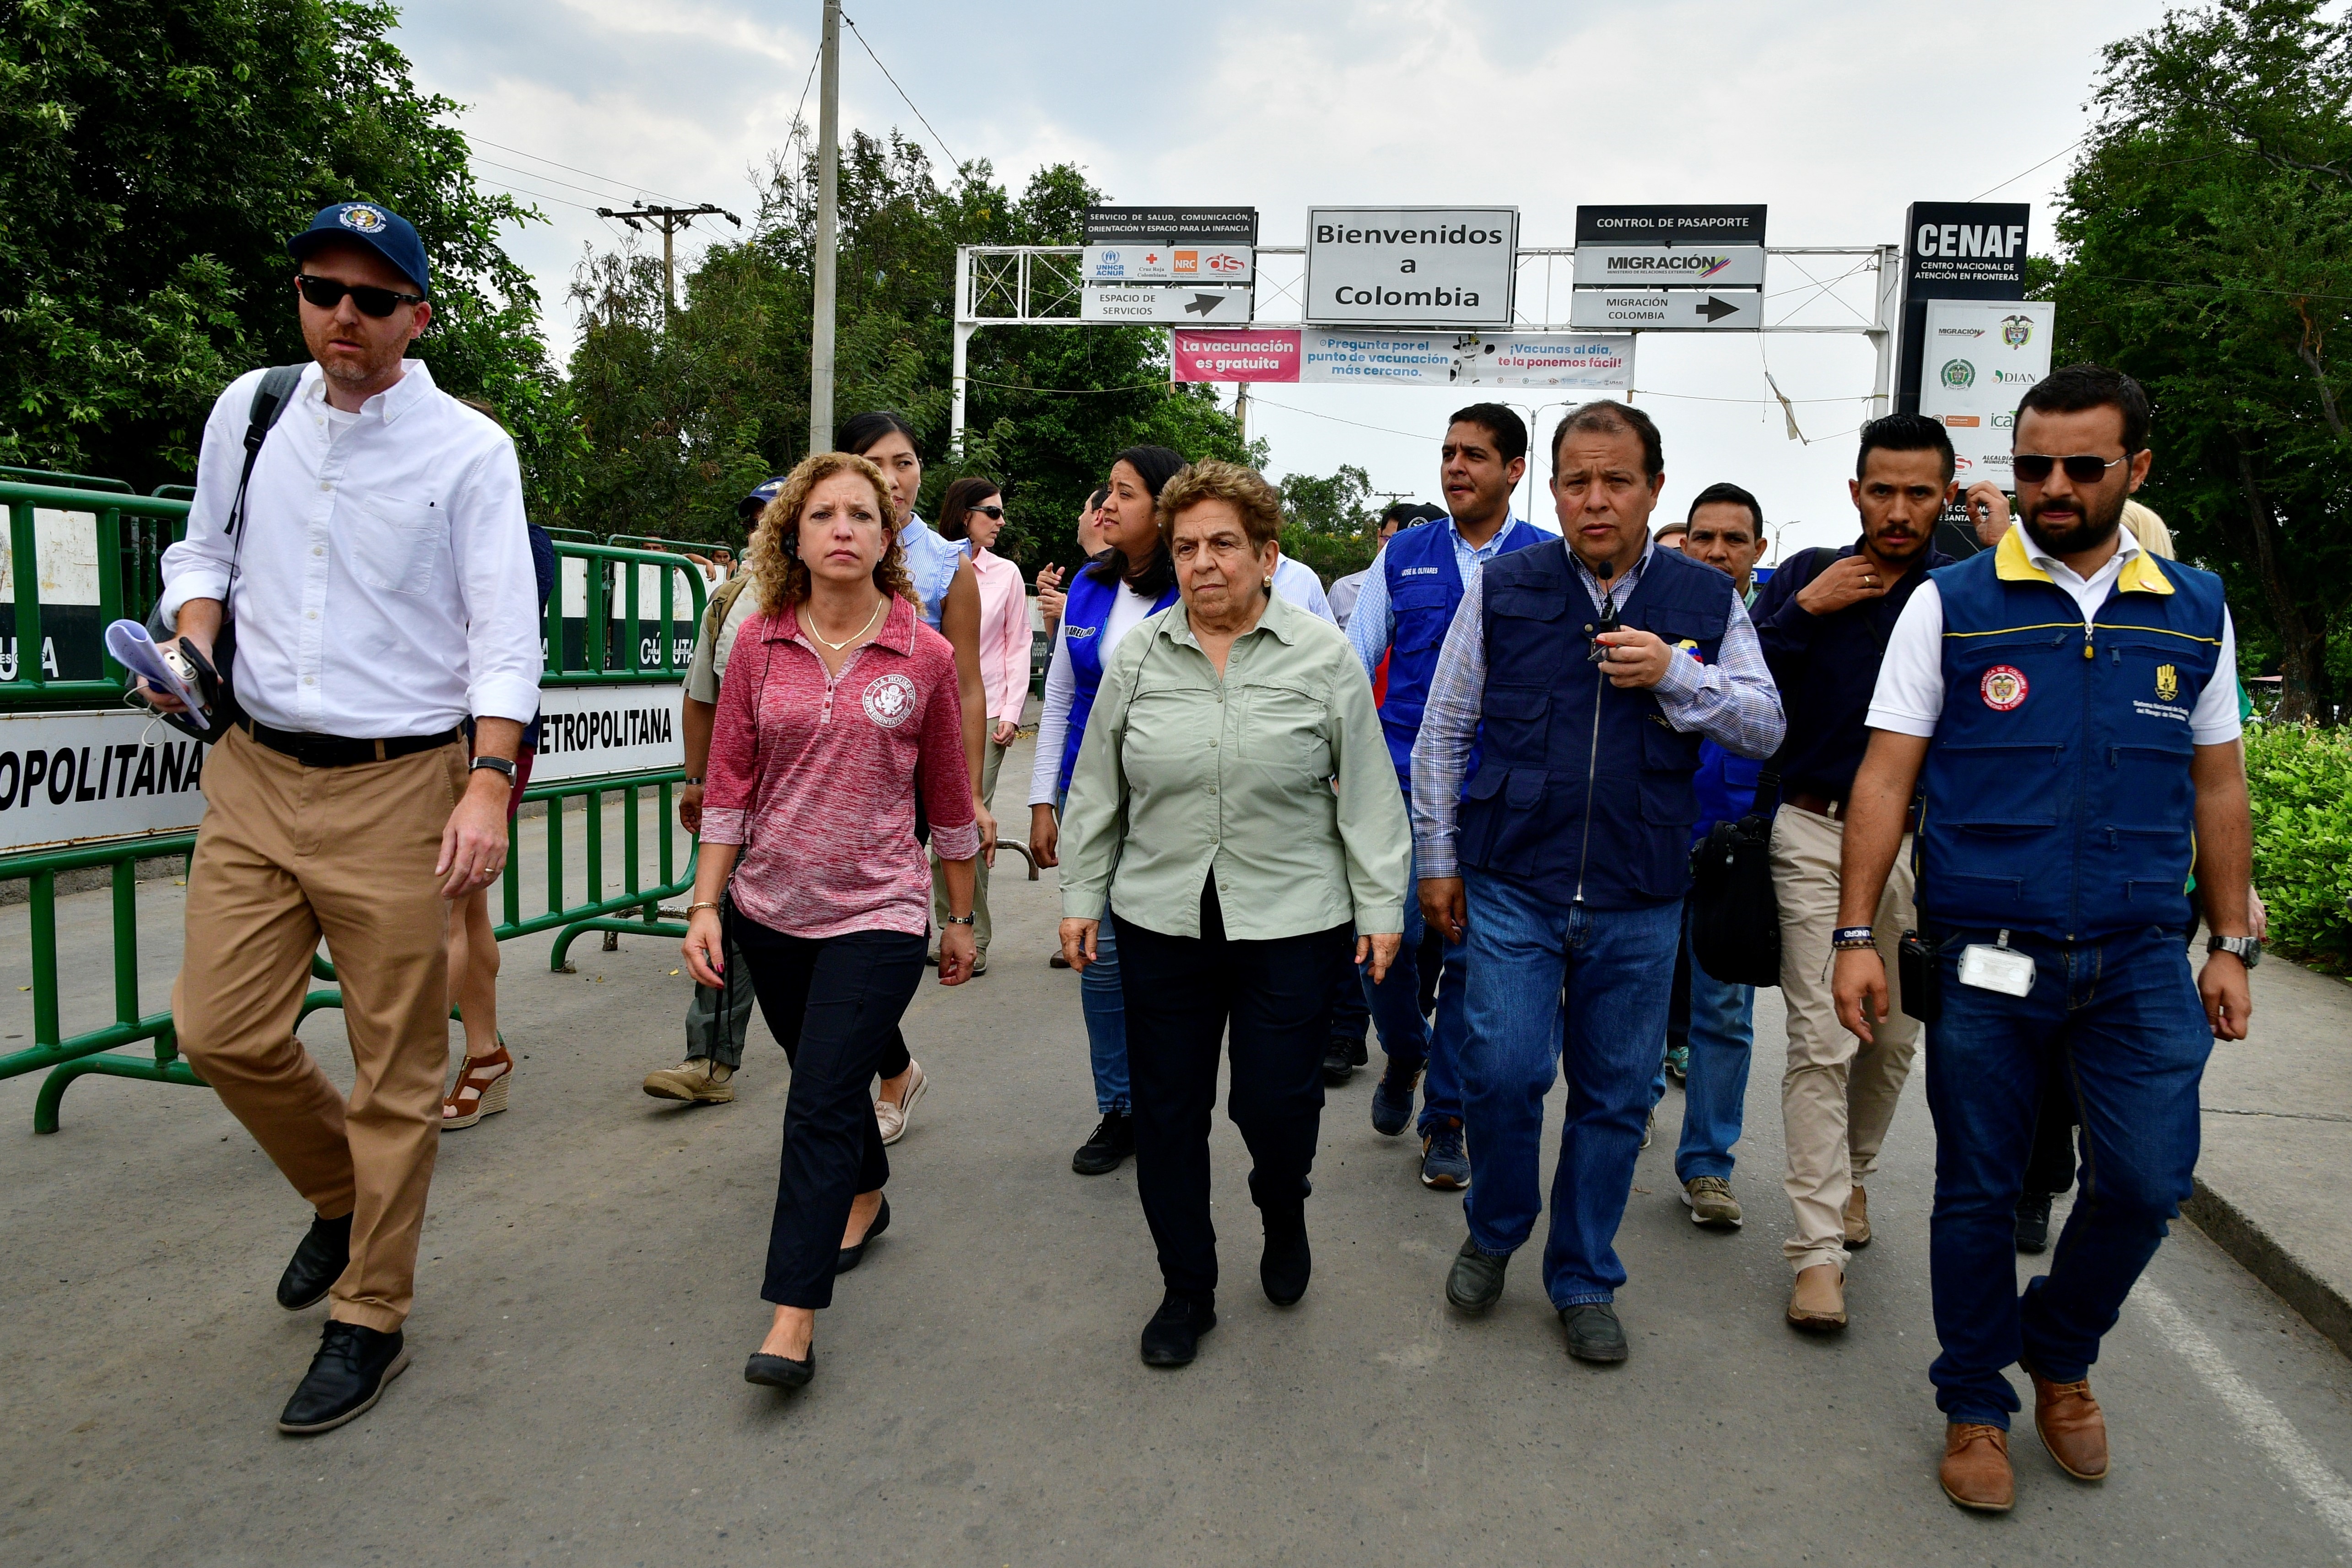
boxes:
[1277,463,1381,584]
[2245,722,2352,967]
[0,0,574,507]
[2047,0,2352,718]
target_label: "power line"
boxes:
[475,177,606,216]
[459,131,695,206]
[1972,136,2087,201]
[471,156,648,206]
[1243,396,1438,443]
[840,11,966,179]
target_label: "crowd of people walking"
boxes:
[140,200,2263,1519]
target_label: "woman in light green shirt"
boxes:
[1057,459,1410,1368]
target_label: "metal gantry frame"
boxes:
[949,242,1903,453]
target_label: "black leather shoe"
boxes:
[836,1195,891,1272]
[1445,1234,1508,1311]
[1140,1291,1216,1366]
[1320,1041,1356,1085]
[276,1320,410,1434]
[1260,1211,1311,1306]
[1560,1303,1629,1364]
[276,1211,353,1312]
[1071,1111,1134,1175]
[2015,1191,2054,1254]
[744,1350,815,1389]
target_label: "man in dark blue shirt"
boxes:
[1747,413,1955,1335]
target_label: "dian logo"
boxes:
[862,672,917,728]
[1980,665,2028,712]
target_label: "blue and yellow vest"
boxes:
[1457,543,1735,909]
[1379,515,1549,788]
[1917,530,2228,942]
[1056,563,1178,797]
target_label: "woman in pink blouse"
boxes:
[682,451,978,1391]
[931,476,1032,972]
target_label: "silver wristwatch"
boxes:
[2206,933,2262,969]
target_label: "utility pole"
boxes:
[808,0,843,454]
[596,203,742,317]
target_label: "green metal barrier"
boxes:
[0,480,187,708]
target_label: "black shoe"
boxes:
[1139,1292,1216,1367]
[1260,1210,1311,1307]
[744,1349,815,1388]
[1071,1111,1134,1175]
[276,1320,410,1434]
[2015,1191,2054,1254]
[1445,1234,1508,1311]
[1049,949,1072,969]
[1321,1041,1356,1085]
[1560,1303,1629,1364]
[276,1211,353,1312]
[836,1195,891,1272]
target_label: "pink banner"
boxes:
[1171,328,1301,383]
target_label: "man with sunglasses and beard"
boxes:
[145,203,543,1435]
[1834,364,2253,1512]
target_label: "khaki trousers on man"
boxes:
[174,727,467,1332]
[1772,802,1922,1277]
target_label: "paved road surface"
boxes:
[2,736,2348,1566]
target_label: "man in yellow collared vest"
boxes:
[1833,364,2255,1514]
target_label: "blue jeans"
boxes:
[1924,925,2211,1428]
[1459,869,1678,1308]
[1365,837,1467,1131]
[1082,910,1130,1115]
[1647,896,1757,1182]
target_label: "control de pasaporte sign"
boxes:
[1304,207,1517,328]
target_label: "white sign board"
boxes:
[1570,245,1765,289]
[1083,244,1252,284]
[531,684,687,784]
[1915,299,2056,489]
[1082,286,1252,325]
[1305,207,1517,327]
[0,709,210,855]
[1569,289,1761,331]
[1299,330,1632,389]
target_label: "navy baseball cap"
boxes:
[288,202,430,296]
[739,476,790,521]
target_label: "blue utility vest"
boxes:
[1917,532,2227,942]
[1056,563,1178,797]
[1458,543,1735,909]
[1379,515,1550,787]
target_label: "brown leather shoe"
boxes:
[1843,1183,1872,1247]
[1787,1263,1847,1331]
[1941,1423,2014,1512]
[2030,1367,2109,1480]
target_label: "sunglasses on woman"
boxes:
[968,504,1005,520]
[295,275,426,318]
[2012,453,2127,485]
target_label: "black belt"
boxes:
[239,719,461,769]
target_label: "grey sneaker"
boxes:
[1682,1175,1742,1229]
[1639,1107,1656,1150]
[1445,1234,1508,1311]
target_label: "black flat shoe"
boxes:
[1139,1292,1216,1367]
[744,1350,815,1388]
[276,1211,353,1312]
[1071,1111,1134,1176]
[835,1195,890,1272]
[1560,1303,1629,1364]
[277,1320,409,1434]
[1445,1234,1508,1312]
[1260,1212,1311,1307]
[2015,1191,2053,1254]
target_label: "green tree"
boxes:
[2047,0,2352,718]
[1278,463,1380,585]
[0,0,566,506]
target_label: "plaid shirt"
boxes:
[1409,541,1785,879]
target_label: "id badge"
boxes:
[1957,942,2036,998]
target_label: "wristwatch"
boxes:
[2206,933,2262,968]
[469,755,516,779]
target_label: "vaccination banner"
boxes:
[1174,329,1633,390]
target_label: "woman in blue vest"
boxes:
[1028,445,1186,1175]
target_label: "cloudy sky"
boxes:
[393,0,2169,557]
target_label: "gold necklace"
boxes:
[806,596,885,652]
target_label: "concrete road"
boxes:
[3,736,2350,1567]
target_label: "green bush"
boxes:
[2246,723,2352,970]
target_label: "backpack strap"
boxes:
[226,365,304,537]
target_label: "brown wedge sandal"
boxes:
[442,1042,513,1130]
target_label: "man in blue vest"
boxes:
[1832,364,2254,1512]
[1346,404,1553,1190]
[1412,402,1786,1363]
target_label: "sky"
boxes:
[391,0,2170,560]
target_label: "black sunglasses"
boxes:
[967,504,1005,521]
[2012,453,2127,485]
[295,274,425,318]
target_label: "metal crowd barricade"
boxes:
[0,524,710,1132]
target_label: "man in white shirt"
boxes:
[146,203,542,1436]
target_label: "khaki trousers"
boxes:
[931,736,1007,958]
[1772,802,1922,1276]
[174,727,466,1332]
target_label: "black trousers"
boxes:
[1327,924,1371,1050]
[728,909,925,1309]
[1115,886,1351,1302]
[2023,1046,2079,1198]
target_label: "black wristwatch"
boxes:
[2206,933,2262,968]
[469,755,517,780]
